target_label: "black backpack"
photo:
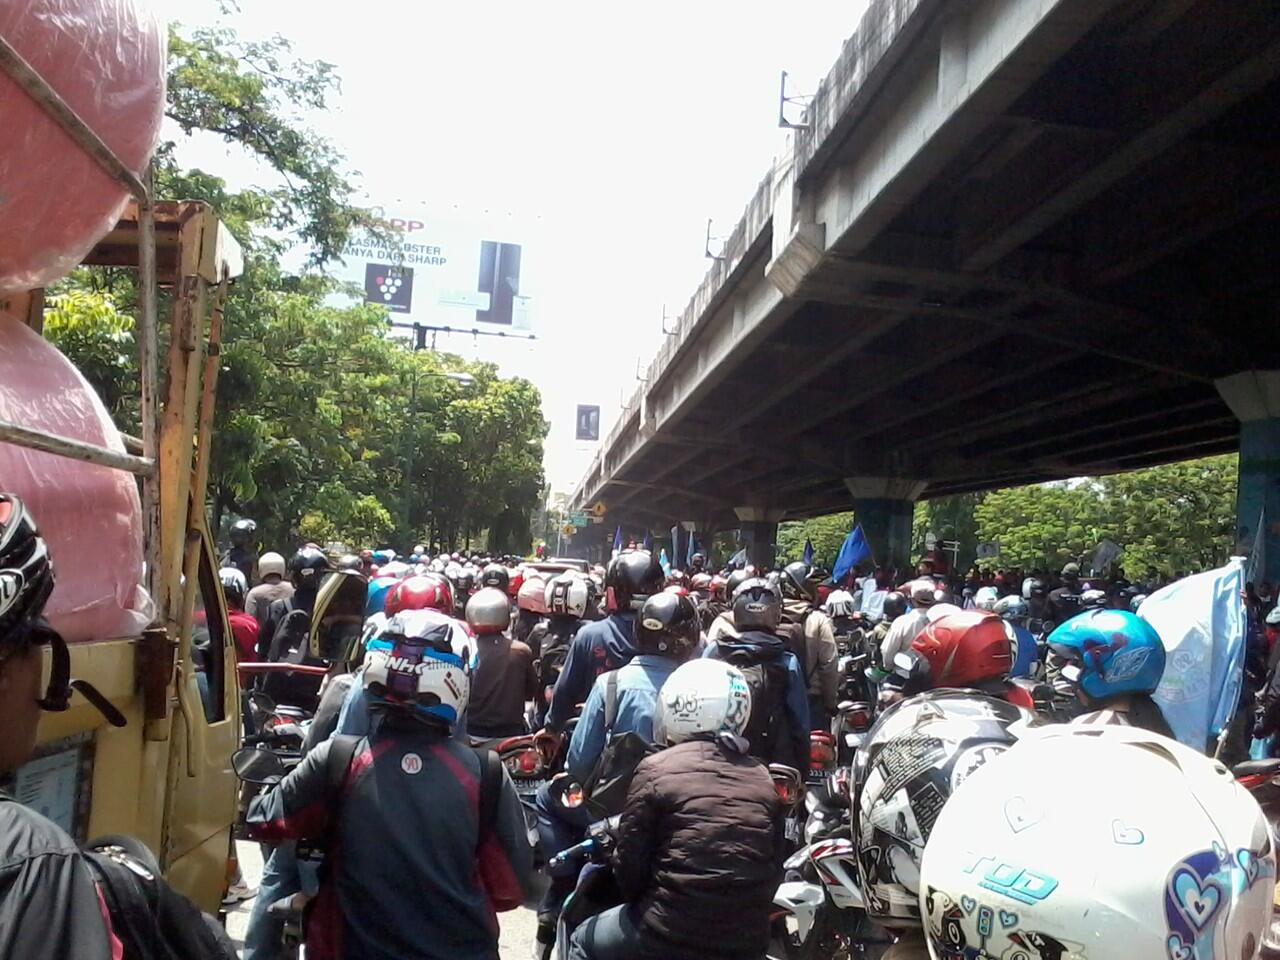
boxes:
[582,670,661,818]
[81,835,237,960]
[724,646,793,766]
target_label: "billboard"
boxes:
[336,205,533,333]
[575,405,601,441]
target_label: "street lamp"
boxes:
[403,369,474,537]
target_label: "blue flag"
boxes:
[658,548,671,575]
[612,525,623,558]
[802,538,814,567]
[670,525,681,567]
[686,530,697,568]
[832,525,871,583]
[728,547,749,569]
[1141,558,1247,753]
[643,531,653,551]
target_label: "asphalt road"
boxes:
[227,840,543,959]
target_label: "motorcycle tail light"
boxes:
[1238,773,1271,791]
[809,732,836,770]
[516,749,542,776]
[774,777,801,807]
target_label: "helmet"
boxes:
[824,589,857,618]
[454,568,476,596]
[365,575,398,619]
[218,567,247,608]
[1046,608,1166,702]
[336,553,363,572]
[1006,621,1038,679]
[780,560,818,603]
[1267,606,1280,627]
[689,572,712,594]
[229,518,257,548]
[973,586,999,611]
[465,587,511,635]
[362,610,472,728]
[853,690,1035,925]
[911,611,1013,688]
[1061,561,1081,579]
[385,575,454,617]
[604,550,664,611]
[479,563,510,593]
[709,574,728,601]
[1082,587,1108,608]
[992,594,1028,621]
[882,591,908,621]
[732,577,782,632]
[636,591,699,660]
[258,551,286,580]
[689,550,706,567]
[517,576,549,614]
[545,572,591,618]
[1130,592,1149,613]
[664,569,688,589]
[724,567,753,601]
[1022,576,1047,600]
[655,659,752,746]
[0,494,54,639]
[919,724,1275,960]
[289,547,329,590]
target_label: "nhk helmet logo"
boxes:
[386,655,453,675]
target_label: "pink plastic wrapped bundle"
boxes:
[0,0,166,294]
[0,317,152,641]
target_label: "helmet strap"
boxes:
[35,627,126,727]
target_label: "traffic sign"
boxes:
[562,524,577,537]
[590,501,607,518]
[567,511,589,527]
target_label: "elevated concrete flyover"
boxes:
[572,0,1280,573]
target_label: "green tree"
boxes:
[777,512,855,568]
[42,290,140,433]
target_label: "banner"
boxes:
[1141,558,1246,753]
[1091,539,1124,573]
[575,405,601,441]
[335,204,533,334]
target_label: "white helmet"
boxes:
[545,572,592,618]
[258,551,286,580]
[654,659,752,746]
[973,585,999,611]
[919,725,1275,960]
[362,608,473,728]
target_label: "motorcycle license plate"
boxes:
[785,818,803,842]
[514,778,547,796]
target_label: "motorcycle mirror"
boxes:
[249,691,276,715]
[562,782,585,809]
[893,652,916,672]
[232,746,286,786]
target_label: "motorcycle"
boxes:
[492,733,553,858]
[772,763,807,854]
[832,699,874,767]
[1234,757,1280,957]
[807,730,837,788]
[802,766,850,846]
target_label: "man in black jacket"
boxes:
[569,657,783,960]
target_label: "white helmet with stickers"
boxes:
[362,608,473,728]
[919,724,1275,960]
[654,658,752,746]
[853,691,1039,926]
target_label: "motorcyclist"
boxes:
[535,587,696,952]
[529,572,594,725]
[865,590,906,675]
[465,587,536,739]
[223,517,258,581]
[878,579,938,670]
[993,593,1039,679]
[256,546,330,707]
[822,588,859,639]
[479,561,510,594]
[568,659,782,960]
[1048,561,1085,623]
[246,550,294,624]
[777,560,839,729]
[514,574,549,649]
[220,566,258,662]
[1024,574,1054,634]
[1047,608,1174,736]
[245,611,534,960]
[704,567,752,643]
[888,610,1026,709]
[703,579,809,768]
[539,550,663,745]
[687,550,707,575]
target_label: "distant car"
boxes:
[525,558,590,577]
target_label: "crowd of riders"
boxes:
[3,491,1279,960]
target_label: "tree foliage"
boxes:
[46,14,547,554]
[777,512,854,567]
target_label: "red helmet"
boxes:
[709,574,728,601]
[517,576,548,614]
[508,568,525,599]
[385,574,454,617]
[911,610,1012,688]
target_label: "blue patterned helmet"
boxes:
[1047,608,1165,701]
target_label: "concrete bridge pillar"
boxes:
[734,506,786,570]
[1216,371,1280,585]
[844,477,928,575]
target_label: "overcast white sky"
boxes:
[166,0,870,493]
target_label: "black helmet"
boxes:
[480,563,510,593]
[0,494,54,640]
[290,546,329,590]
[732,577,782,631]
[882,590,907,621]
[605,550,664,611]
[636,592,699,659]
[724,567,753,601]
[689,551,706,570]
[229,518,257,548]
[336,553,363,572]
[780,560,817,603]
